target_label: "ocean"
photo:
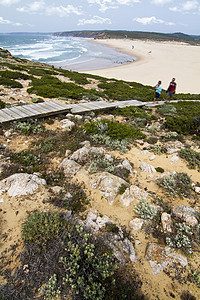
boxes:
[0,33,135,71]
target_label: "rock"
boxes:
[104,154,113,162]
[74,114,82,120]
[121,159,132,173]
[80,140,90,148]
[121,185,148,207]
[170,155,179,164]
[161,212,173,233]
[59,158,81,177]
[65,149,71,158]
[167,148,179,154]
[4,130,12,138]
[149,155,156,161]
[129,218,144,231]
[172,205,199,226]
[0,173,46,197]
[139,162,156,173]
[0,198,4,203]
[90,172,129,205]
[145,243,187,275]
[70,146,104,164]
[50,186,63,194]
[60,119,75,131]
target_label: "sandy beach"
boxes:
[82,39,200,94]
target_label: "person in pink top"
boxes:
[166,78,177,102]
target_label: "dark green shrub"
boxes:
[0,70,29,80]
[10,150,42,170]
[22,211,64,247]
[82,120,146,141]
[58,69,90,84]
[98,80,155,101]
[0,77,23,88]
[0,99,5,109]
[155,167,165,173]
[31,97,44,103]
[118,183,128,194]
[179,148,200,171]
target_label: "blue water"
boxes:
[0,33,135,71]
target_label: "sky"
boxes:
[0,0,200,35]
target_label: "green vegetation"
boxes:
[82,119,146,141]
[0,77,23,88]
[134,199,157,221]
[12,119,46,135]
[179,148,200,171]
[98,80,155,101]
[22,211,64,247]
[156,172,192,199]
[164,101,200,135]
[0,70,30,80]
[0,99,5,109]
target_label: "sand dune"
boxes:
[83,39,200,94]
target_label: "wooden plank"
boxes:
[2,107,23,119]
[0,110,14,122]
[13,106,36,118]
[47,100,72,110]
[5,106,30,119]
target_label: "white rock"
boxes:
[0,173,46,197]
[59,158,81,177]
[149,155,156,161]
[60,119,75,131]
[161,212,173,233]
[129,218,144,231]
[167,148,179,154]
[139,162,156,173]
[65,149,71,158]
[121,185,148,207]
[170,155,179,164]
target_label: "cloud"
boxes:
[151,0,172,4]
[78,15,111,25]
[170,0,200,13]
[0,16,21,25]
[17,1,83,16]
[134,16,175,25]
[0,0,20,5]
[87,0,140,12]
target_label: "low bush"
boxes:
[0,100,5,109]
[12,119,46,135]
[0,77,23,88]
[134,199,158,221]
[0,70,29,80]
[179,148,200,171]
[82,120,146,141]
[156,172,192,199]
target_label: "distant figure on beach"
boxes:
[153,80,162,103]
[166,78,176,102]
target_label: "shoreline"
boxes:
[80,38,200,94]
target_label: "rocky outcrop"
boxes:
[145,243,187,275]
[0,173,46,197]
[90,172,129,205]
[172,205,199,226]
[120,185,149,207]
[59,158,81,177]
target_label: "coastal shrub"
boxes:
[147,136,158,144]
[12,119,46,135]
[0,77,23,88]
[49,182,89,213]
[88,152,130,180]
[0,100,5,109]
[149,144,168,155]
[164,101,200,135]
[156,104,177,117]
[58,69,90,84]
[82,120,146,141]
[31,97,44,103]
[134,199,157,221]
[0,70,30,80]
[155,167,165,173]
[27,75,89,99]
[90,134,130,153]
[98,80,155,101]
[0,62,27,71]
[9,150,42,171]
[179,148,200,171]
[28,67,58,76]
[22,211,64,247]
[112,106,153,120]
[156,172,192,198]
[166,222,194,254]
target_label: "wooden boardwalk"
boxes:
[0,99,145,124]
[0,98,197,124]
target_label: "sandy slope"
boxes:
[83,39,200,94]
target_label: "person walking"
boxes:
[153,80,162,104]
[166,78,176,102]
